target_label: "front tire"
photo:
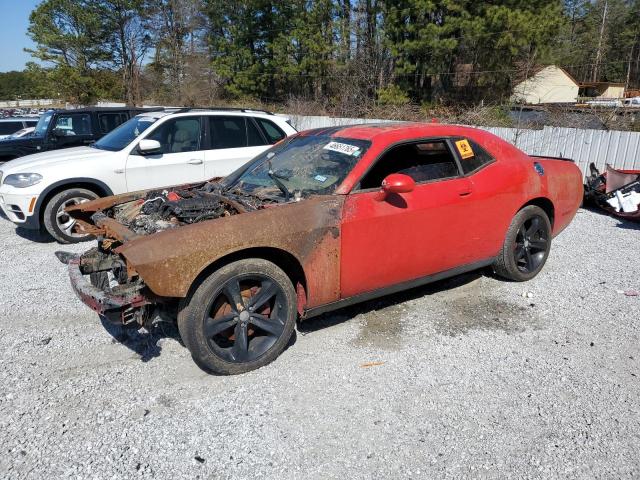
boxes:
[43,188,98,244]
[177,259,297,375]
[493,205,552,282]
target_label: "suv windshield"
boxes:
[92,116,158,151]
[32,111,53,137]
[226,135,371,197]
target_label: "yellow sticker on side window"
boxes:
[455,139,474,159]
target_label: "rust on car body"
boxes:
[78,194,345,309]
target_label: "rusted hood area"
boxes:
[67,189,156,215]
[116,195,344,307]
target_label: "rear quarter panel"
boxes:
[464,131,582,239]
[533,158,583,235]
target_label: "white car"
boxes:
[0,108,297,243]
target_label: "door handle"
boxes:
[458,188,472,197]
[187,159,203,165]
[114,169,124,174]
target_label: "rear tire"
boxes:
[43,188,98,244]
[493,205,552,282]
[177,259,297,375]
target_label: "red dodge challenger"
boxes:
[60,123,583,374]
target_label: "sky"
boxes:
[0,0,40,72]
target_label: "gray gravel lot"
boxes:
[0,208,639,479]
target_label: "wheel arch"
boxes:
[520,197,555,228]
[36,178,114,226]
[186,247,309,314]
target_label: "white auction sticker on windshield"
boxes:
[323,141,361,156]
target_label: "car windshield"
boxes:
[92,116,158,152]
[32,111,53,137]
[226,135,371,197]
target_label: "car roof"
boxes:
[135,108,285,121]
[44,107,153,114]
[298,122,493,141]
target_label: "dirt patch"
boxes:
[350,275,539,348]
[431,278,539,336]
[352,303,407,349]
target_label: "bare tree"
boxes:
[103,0,151,105]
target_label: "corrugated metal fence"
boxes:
[286,114,640,176]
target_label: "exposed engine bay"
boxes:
[107,182,282,235]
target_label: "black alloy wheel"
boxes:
[513,215,549,274]
[493,205,552,282]
[178,259,297,375]
[203,275,288,363]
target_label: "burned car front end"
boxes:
[59,181,269,328]
[64,247,151,326]
[59,133,367,331]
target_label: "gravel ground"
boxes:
[0,208,639,479]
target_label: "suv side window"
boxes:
[53,113,92,136]
[256,118,285,143]
[146,117,202,154]
[98,113,127,134]
[359,140,460,190]
[209,116,248,149]
[247,118,267,146]
[456,139,495,174]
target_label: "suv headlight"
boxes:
[3,173,43,188]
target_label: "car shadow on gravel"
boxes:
[15,227,55,243]
[0,211,55,243]
[100,316,183,362]
[297,271,483,335]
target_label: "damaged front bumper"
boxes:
[66,254,151,326]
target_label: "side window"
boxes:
[247,118,267,146]
[0,122,23,135]
[359,140,460,190]
[53,113,92,136]
[209,116,247,149]
[146,117,202,154]
[256,118,285,144]
[98,113,127,134]
[456,139,495,174]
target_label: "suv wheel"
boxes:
[178,259,297,375]
[43,188,98,244]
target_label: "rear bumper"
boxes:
[68,255,150,325]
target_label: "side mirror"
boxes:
[381,172,415,194]
[374,173,415,201]
[51,128,65,139]
[137,139,162,155]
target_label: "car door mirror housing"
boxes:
[138,139,162,155]
[382,173,415,194]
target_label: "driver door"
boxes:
[340,139,476,298]
[125,116,205,191]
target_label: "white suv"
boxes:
[0,108,297,243]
